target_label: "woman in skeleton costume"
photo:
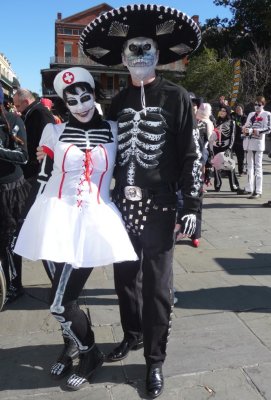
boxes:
[15,67,137,391]
[210,105,239,192]
[0,84,30,305]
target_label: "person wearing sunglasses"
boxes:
[237,96,271,198]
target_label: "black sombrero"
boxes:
[79,4,201,66]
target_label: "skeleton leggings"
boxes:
[46,261,94,351]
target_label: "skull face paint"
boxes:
[65,87,95,123]
[254,104,264,113]
[122,37,159,82]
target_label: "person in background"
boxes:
[0,84,30,304]
[196,102,214,188]
[237,96,271,199]
[176,95,206,248]
[40,98,63,124]
[232,104,247,176]
[15,67,137,391]
[13,89,55,184]
[80,5,202,398]
[209,105,239,192]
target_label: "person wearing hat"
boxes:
[209,105,239,192]
[40,97,63,124]
[14,67,138,391]
[0,84,30,305]
[80,5,202,398]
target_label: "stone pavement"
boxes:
[1,155,271,400]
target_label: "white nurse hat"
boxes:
[53,67,95,99]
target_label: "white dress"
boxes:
[15,121,137,268]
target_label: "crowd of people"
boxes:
[1,3,271,399]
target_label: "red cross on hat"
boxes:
[62,72,75,84]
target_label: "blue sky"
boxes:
[0,1,232,95]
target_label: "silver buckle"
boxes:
[124,186,143,201]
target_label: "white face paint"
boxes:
[66,87,95,123]
[254,102,264,113]
[122,37,159,82]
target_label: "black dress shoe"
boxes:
[237,188,251,195]
[107,336,143,362]
[248,193,261,199]
[146,365,164,398]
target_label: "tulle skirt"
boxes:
[15,194,138,268]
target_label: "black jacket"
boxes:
[21,100,55,179]
[108,76,202,214]
[0,111,28,184]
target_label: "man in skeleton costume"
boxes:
[15,67,137,391]
[80,5,202,398]
[209,105,239,192]
[237,96,271,199]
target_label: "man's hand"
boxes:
[36,146,46,162]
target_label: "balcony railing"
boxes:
[50,56,125,69]
[0,73,13,88]
[50,56,185,72]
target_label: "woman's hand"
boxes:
[36,146,46,161]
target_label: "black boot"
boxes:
[107,335,143,362]
[146,365,164,399]
[50,336,79,379]
[66,344,104,391]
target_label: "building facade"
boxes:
[0,53,20,102]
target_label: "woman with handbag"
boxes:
[210,105,239,192]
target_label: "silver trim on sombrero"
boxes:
[156,20,176,35]
[169,43,193,56]
[108,21,129,37]
[86,47,110,58]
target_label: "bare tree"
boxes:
[240,43,271,104]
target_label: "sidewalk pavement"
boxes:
[1,155,271,400]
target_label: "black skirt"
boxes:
[0,175,31,245]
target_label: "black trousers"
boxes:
[47,262,94,351]
[214,168,239,191]
[233,142,245,174]
[113,199,176,366]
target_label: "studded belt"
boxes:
[115,184,177,202]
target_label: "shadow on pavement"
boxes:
[0,343,147,393]
[175,285,271,313]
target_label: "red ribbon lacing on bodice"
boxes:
[84,149,93,190]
